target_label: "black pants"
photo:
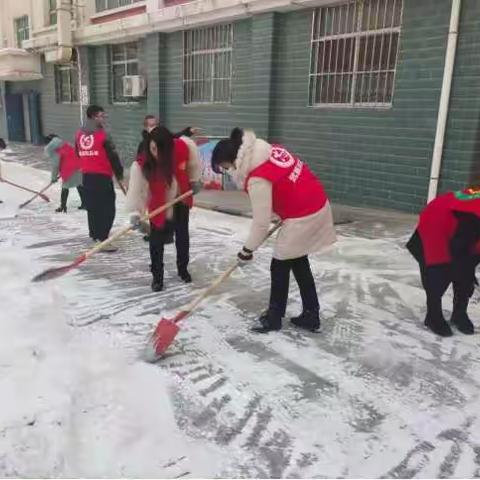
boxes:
[60,186,85,209]
[269,256,319,317]
[149,221,174,281]
[83,174,116,241]
[421,258,480,318]
[409,229,480,317]
[174,203,190,272]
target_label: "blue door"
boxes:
[28,91,42,145]
[5,94,26,142]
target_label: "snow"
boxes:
[1,157,480,478]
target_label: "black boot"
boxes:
[57,189,68,213]
[451,295,474,335]
[151,278,164,292]
[150,264,164,292]
[251,310,282,333]
[424,312,453,337]
[178,267,192,283]
[290,310,320,332]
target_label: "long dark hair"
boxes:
[211,127,243,174]
[143,126,174,184]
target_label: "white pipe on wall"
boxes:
[427,0,461,202]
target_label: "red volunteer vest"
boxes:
[418,189,480,266]
[136,153,169,229]
[76,129,113,177]
[245,145,327,220]
[174,138,193,209]
[56,142,81,182]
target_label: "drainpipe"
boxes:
[77,47,84,126]
[427,0,461,202]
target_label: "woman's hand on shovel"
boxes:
[237,246,253,265]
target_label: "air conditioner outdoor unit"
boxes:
[123,75,146,97]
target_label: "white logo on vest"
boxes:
[79,134,94,151]
[270,146,295,169]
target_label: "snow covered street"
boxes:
[1,157,480,478]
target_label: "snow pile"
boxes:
[0,245,223,478]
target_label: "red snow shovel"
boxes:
[19,181,54,209]
[0,177,50,202]
[143,222,282,362]
[31,190,193,282]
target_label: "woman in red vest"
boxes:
[407,189,480,337]
[44,134,85,212]
[126,126,201,291]
[211,128,336,333]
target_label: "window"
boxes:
[111,42,142,103]
[14,16,30,48]
[309,0,403,107]
[49,0,57,25]
[96,0,142,12]
[55,50,79,103]
[183,24,233,105]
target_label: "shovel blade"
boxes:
[143,318,180,362]
[32,255,86,282]
[32,265,73,282]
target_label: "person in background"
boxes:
[407,187,480,337]
[0,138,5,204]
[211,128,337,333]
[76,105,124,251]
[44,134,85,213]
[126,126,201,291]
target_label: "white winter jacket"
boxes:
[230,130,337,260]
[125,136,201,220]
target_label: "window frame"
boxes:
[96,0,142,13]
[182,24,234,106]
[308,0,403,109]
[55,51,79,104]
[110,42,144,104]
[48,0,57,26]
[14,15,30,48]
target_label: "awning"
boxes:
[0,48,43,81]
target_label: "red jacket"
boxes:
[56,142,81,182]
[174,138,193,208]
[416,189,480,266]
[245,145,327,220]
[76,129,113,177]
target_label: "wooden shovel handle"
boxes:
[180,221,282,319]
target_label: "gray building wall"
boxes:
[269,0,450,213]
[2,0,480,212]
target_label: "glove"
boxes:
[190,181,203,195]
[237,247,253,264]
[129,212,142,230]
[138,220,150,235]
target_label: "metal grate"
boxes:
[309,0,403,107]
[55,50,79,103]
[14,16,30,48]
[183,24,233,105]
[111,42,142,102]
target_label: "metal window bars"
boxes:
[183,24,233,105]
[111,42,140,102]
[56,58,79,104]
[15,16,30,48]
[309,0,403,107]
